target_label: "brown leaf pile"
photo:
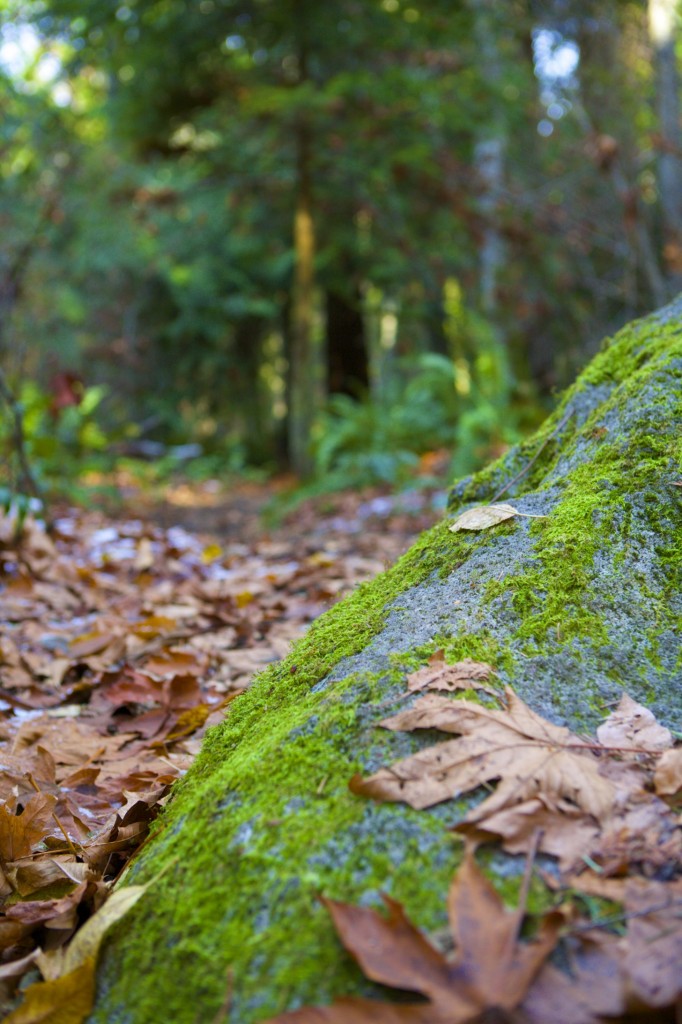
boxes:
[275,656,682,1023]
[0,493,437,1017]
[351,686,682,876]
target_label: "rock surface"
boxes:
[89,297,682,1024]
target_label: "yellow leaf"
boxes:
[4,959,95,1024]
[201,543,222,563]
[63,884,148,974]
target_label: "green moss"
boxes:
[469,315,682,664]
[94,525,490,1023]
[435,630,515,678]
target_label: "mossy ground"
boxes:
[90,303,682,1024]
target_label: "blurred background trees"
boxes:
[1,0,680,498]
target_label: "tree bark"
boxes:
[325,284,368,397]
[90,296,682,1024]
[649,0,682,292]
[287,7,322,478]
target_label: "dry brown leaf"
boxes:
[654,747,682,797]
[4,958,96,1024]
[596,694,673,752]
[621,877,682,1008]
[454,796,601,870]
[4,857,90,898]
[519,931,625,1023]
[449,503,547,532]
[5,884,148,1024]
[266,850,562,1023]
[0,793,59,862]
[585,793,682,877]
[351,688,615,822]
[406,651,497,696]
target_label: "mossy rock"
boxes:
[89,298,682,1023]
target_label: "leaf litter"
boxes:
[335,663,682,1022]
[3,488,682,1023]
[0,486,441,1018]
[267,848,564,1024]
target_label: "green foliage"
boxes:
[0,378,116,500]
[312,343,537,492]
[1,0,675,498]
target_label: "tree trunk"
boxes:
[470,0,506,320]
[287,10,322,479]
[649,0,682,292]
[325,284,368,397]
[234,318,271,465]
[89,296,682,1024]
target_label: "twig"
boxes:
[511,828,542,947]
[572,897,682,935]
[0,364,47,521]
[489,408,574,504]
[211,966,234,1024]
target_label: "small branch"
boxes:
[490,408,574,504]
[511,828,542,946]
[572,897,682,935]
[0,364,47,520]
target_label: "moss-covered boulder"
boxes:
[89,298,682,1024]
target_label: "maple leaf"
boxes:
[350,688,615,822]
[519,931,625,1024]
[0,793,58,862]
[266,851,563,1024]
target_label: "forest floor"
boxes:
[0,476,444,1011]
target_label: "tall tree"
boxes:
[648,0,682,292]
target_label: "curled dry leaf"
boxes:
[406,651,497,697]
[265,850,562,1024]
[448,503,547,532]
[596,694,673,752]
[454,795,601,870]
[654,747,682,797]
[4,883,148,1024]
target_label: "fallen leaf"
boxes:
[454,795,601,870]
[406,652,497,696]
[0,793,59,862]
[621,877,682,1007]
[4,959,96,1024]
[520,931,625,1023]
[654,748,682,797]
[62,883,147,973]
[266,851,562,1023]
[351,689,615,822]
[449,503,547,532]
[5,884,148,1024]
[596,694,673,752]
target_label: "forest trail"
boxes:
[0,480,443,1011]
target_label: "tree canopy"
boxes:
[1,0,681,487]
